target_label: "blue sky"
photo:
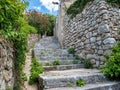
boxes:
[26,0,59,16]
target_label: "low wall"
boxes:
[28,34,39,49]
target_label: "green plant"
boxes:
[73,60,79,64]
[53,59,60,65]
[68,48,75,55]
[101,42,120,80]
[74,55,80,60]
[106,0,120,7]
[76,79,85,87]
[83,59,93,69]
[40,51,44,55]
[45,62,52,66]
[67,0,120,19]
[67,0,93,18]
[13,82,23,90]
[6,86,12,90]
[21,72,27,82]
[29,57,44,85]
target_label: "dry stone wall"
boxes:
[0,37,14,90]
[63,0,120,67]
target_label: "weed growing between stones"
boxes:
[6,86,13,90]
[73,60,79,64]
[76,79,85,87]
[39,51,45,55]
[53,59,60,65]
[29,57,44,85]
[21,72,27,82]
[74,55,80,60]
[45,62,52,66]
[68,48,76,55]
[83,59,93,69]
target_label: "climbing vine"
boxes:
[0,0,36,89]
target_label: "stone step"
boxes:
[34,49,69,55]
[39,69,106,89]
[43,64,85,71]
[37,56,74,61]
[39,59,81,65]
[45,82,120,90]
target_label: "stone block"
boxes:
[98,24,110,34]
[103,38,116,45]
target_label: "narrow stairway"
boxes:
[34,37,120,90]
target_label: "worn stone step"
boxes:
[34,49,70,56]
[39,59,81,65]
[37,56,74,61]
[39,69,106,89]
[45,82,120,90]
[43,64,85,71]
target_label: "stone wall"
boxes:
[28,34,39,49]
[0,37,14,90]
[60,0,120,67]
[54,0,76,47]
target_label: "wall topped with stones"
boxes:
[62,0,120,67]
[0,37,14,90]
[28,34,39,49]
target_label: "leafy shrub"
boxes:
[101,42,120,80]
[68,48,75,55]
[76,79,85,87]
[53,60,60,65]
[83,59,93,69]
[29,58,44,85]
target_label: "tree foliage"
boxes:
[26,10,56,36]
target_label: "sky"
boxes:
[26,0,60,16]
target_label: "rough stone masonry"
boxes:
[55,0,120,67]
[0,37,14,90]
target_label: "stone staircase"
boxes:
[34,37,84,71]
[34,37,120,90]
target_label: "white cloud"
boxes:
[40,0,59,12]
[33,6,41,10]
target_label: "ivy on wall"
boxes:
[66,0,120,19]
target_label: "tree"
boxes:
[45,14,56,36]
[26,10,56,36]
